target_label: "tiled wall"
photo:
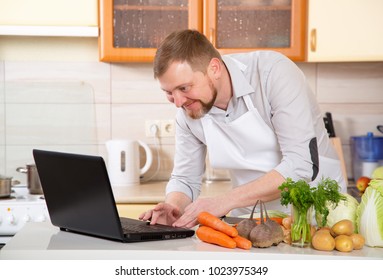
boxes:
[1,60,383,184]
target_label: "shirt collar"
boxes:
[208,55,255,115]
[222,55,255,98]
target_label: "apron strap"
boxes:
[243,95,256,111]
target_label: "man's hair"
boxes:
[153,29,222,78]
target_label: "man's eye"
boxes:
[180,86,190,92]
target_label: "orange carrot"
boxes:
[196,226,236,249]
[232,235,252,250]
[197,211,238,237]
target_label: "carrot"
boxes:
[196,226,236,249]
[197,211,238,237]
[232,235,252,250]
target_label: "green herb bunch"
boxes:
[278,177,346,244]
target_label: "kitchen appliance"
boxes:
[351,132,383,180]
[16,164,43,195]
[0,185,49,245]
[106,139,153,188]
[0,176,19,198]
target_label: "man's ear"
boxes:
[208,58,222,80]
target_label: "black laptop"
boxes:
[32,149,194,243]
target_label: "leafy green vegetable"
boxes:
[278,177,345,245]
[317,193,359,230]
[357,179,383,247]
[279,178,314,245]
[312,177,346,227]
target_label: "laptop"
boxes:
[32,149,194,243]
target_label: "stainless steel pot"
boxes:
[0,176,20,198]
[16,164,43,195]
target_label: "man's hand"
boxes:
[172,196,230,228]
[139,202,182,226]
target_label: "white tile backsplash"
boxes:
[6,104,104,145]
[111,103,177,145]
[111,63,166,104]
[1,60,382,180]
[316,63,383,103]
[5,61,111,103]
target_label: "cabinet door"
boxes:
[204,0,306,61]
[307,0,383,62]
[99,0,203,62]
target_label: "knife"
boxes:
[323,112,336,138]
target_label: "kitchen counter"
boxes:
[1,222,382,260]
[112,180,232,204]
[113,180,360,203]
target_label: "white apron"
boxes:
[201,95,346,216]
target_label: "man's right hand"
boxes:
[139,202,182,226]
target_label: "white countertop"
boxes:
[1,222,382,260]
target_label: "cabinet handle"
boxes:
[310,28,317,52]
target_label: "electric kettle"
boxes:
[106,139,153,187]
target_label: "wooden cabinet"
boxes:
[99,0,203,62]
[204,0,306,61]
[0,0,98,37]
[307,0,383,62]
[99,0,306,62]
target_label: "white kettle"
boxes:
[106,139,153,187]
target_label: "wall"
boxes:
[1,35,383,184]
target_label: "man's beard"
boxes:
[187,81,217,120]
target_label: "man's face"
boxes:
[158,61,217,119]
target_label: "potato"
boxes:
[282,216,292,230]
[335,235,354,252]
[311,230,335,251]
[281,226,291,245]
[350,233,365,250]
[317,227,331,233]
[331,219,354,237]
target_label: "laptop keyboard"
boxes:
[120,219,179,233]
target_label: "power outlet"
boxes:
[145,120,175,137]
[145,120,161,137]
[160,120,175,137]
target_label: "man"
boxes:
[139,29,346,228]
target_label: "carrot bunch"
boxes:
[196,211,252,250]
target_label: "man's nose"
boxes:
[172,91,186,108]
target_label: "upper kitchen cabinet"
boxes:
[99,0,306,62]
[204,0,306,61]
[0,0,98,37]
[307,0,383,62]
[99,0,203,62]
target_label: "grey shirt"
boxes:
[166,51,341,204]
